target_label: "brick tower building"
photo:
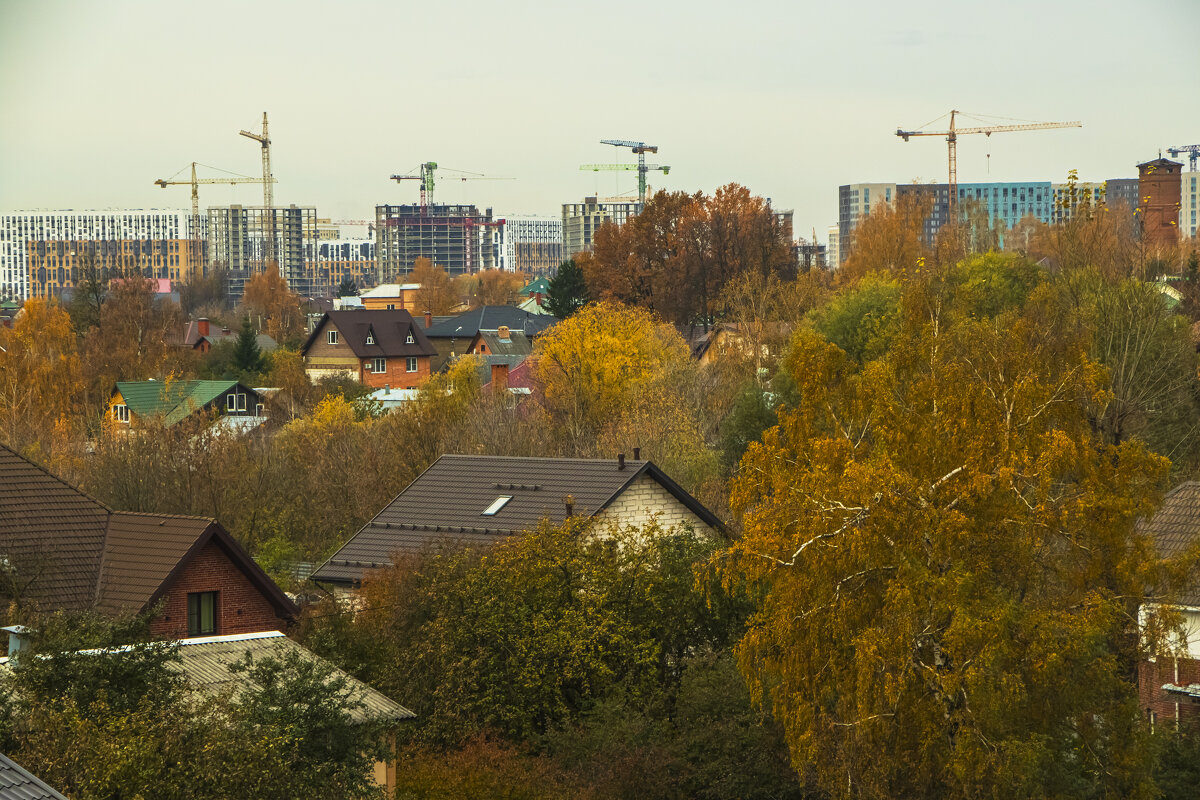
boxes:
[1137,157,1183,250]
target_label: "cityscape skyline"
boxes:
[3,0,1198,235]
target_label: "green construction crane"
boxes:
[597,139,665,204]
[580,161,671,204]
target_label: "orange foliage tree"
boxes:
[241,267,305,343]
[411,257,459,315]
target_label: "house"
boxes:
[311,453,724,588]
[422,306,558,371]
[183,318,278,354]
[1137,482,1200,724]
[0,443,297,637]
[300,309,437,389]
[109,380,267,430]
[517,276,552,314]
[360,283,421,311]
[465,326,532,358]
[0,752,69,800]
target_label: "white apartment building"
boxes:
[562,196,641,258]
[827,225,840,269]
[494,216,563,273]
[1182,172,1200,240]
[0,209,196,300]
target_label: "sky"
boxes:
[1,0,1197,242]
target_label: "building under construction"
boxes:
[207,204,317,300]
[374,204,497,281]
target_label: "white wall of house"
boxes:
[595,473,711,535]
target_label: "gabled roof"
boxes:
[1138,481,1200,606]
[300,310,437,359]
[0,753,69,800]
[519,276,551,296]
[173,631,415,724]
[471,329,532,356]
[312,455,723,585]
[115,380,254,425]
[422,306,558,340]
[0,443,296,620]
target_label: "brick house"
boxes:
[301,309,437,389]
[421,306,558,371]
[311,453,724,588]
[0,443,296,637]
[1137,482,1200,725]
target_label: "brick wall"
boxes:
[595,473,712,535]
[149,539,286,639]
[362,355,431,389]
[1139,656,1200,725]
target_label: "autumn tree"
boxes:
[241,266,305,343]
[720,267,1187,798]
[1027,171,1143,278]
[467,269,526,307]
[411,257,458,315]
[546,259,589,318]
[839,191,932,285]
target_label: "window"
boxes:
[227,393,237,412]
[237,393,247,412]
[371,357,386,373]
[255,403,265,416]
[406,357,418,372]
[187,591,217,636]
[366,329,375,344]
[113,403,129,423]
[386,303,396,310]
[406,333,414,344]
[327,329,339,345]
[482,495,512,516]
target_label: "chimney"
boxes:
[633,447,640,460]
[424,310,432,328]
[221,327,230,335]
[197,317,210,337]
[618,452,625,470]
[564,494,574,518]
[3,625,29,662]
[498,324,510,340]
[491,362,509,392]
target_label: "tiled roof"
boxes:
[0,444,109,610]
[173,631,415,723]
[1139,481,1200,605]
[474,330,532,356]
[422,306,558,340]
[0,753,69,800]
[301,310,437,359]
[94,513,215,615]
[115,380,249,425]
[313,455,722,585]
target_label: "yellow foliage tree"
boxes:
[412,257,459,315]
[241,267,304,343]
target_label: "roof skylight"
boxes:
[482,495,513,516]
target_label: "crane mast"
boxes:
[896,110,1082,220]
[599,139,661,205]
[1167,145,1200,172]
[239,112,276,268]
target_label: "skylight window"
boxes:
[482,495,513,516]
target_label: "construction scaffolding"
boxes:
[207,204,316,301]
[374,204,497,281]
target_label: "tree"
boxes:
[546,259,589,318]
[232,318,266,376]
[241,266,304,343]
[411,257,458,315]
[839,191,932,285]
[720,272,1186,799]
[337,276,359,297]
[470,269,526,307]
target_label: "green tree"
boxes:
[232,318,266,376]
[337,276,359,297]
[546,259,589,318]
[721,273,1185,799]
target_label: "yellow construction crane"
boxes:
[896,110,1081,218]
[154,162,275,269]
[239,112,275,266]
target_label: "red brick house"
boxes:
[300,309,437,389]
[0,443,296,637]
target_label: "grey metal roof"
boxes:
[1139,481,1200,605]
[422,306,557,340]
[312,454,723,585]
[173,631,415,723]
[0,753,69,800]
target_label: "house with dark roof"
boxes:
[0,752,68,800]
[312,453,723,588]
[109,380,267,429]
[422,306,558,371]
[301,309,437,389]
[0,443,297,637]
[1136,481,1200,724]
[183,318,278,354]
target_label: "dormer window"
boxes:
[482,495,512,516]
[366,330,375,345]
[406,332,414,344]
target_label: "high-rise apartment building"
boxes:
[305,239,376,296]
[827,225,840,269]
[207,204,317,301]
[0,209,197,300]
[374,204,496,281]
[495,216,563,274]
[562,197,641,258]
[895,181,1054,245]
[836,184,896,264]
[1181,172,1200,239]
[27,238,203,300]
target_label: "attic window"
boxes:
[406,332,414,344]
[366,330,375,345]
[482,495,512,516]
[327,330,339,345]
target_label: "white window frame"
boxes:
[113,403,129,423]
[406,357,418,373]
[371,357,386,373]
[366,331,375,345]
[406,332,415,344]
[327,329,339,345]
[255,403,265,416]
[482,495,512,516]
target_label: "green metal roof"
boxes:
[520,276,551,296]
[115,380,241,425]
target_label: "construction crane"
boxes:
[599,139,661,205]
[154,162,274,268]
[239,112,275,266]
[896,110,1081,219]
[389,162,510,213]
[1167,145,1200,172]
[580,161,670,200]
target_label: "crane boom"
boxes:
[1167,145,1200,172]
[598,139,663,204]
[895,110,1082,219]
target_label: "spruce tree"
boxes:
[545,259,588,318]
[232,318,265,376]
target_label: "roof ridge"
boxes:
[108,509,217,522]
[0,442,113,514]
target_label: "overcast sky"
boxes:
[1,0,1197,240]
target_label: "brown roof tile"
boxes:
[301,310,437,359]
[1139,481,1200,606]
